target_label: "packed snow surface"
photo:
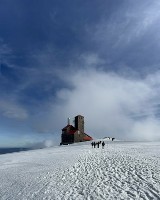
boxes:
[0,141,160,200]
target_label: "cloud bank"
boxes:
[42,66,160,142]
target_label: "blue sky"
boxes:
[1,0,160,147]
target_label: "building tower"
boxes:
[75,115,84,133]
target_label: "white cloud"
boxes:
[24,139,55,149]
[43,67,160,141]
[0,100,28,120]
[91,1,160,49]
[0,39,12,55]
[79,53,105,67]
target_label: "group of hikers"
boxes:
[91,141,105,149]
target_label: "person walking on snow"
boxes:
[91,142,94,148]
[102,141,105,149]
[93,142,96,148]
[97,142,100,148]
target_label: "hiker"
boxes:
[102,141,105,149]
[91,142,94,148]
[93,142,96,148]
[97,142,100,148]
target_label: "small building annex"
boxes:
[61,115,93,145]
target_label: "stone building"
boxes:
[61,115,93,145]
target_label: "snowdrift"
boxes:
[0,141,160,200]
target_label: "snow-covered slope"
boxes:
[0,141,160,200]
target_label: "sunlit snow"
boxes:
[0,141,160,200]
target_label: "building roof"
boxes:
[83,133,93,141]
[83,136,93,141]
[62,124,75,131]
[62,121,93,139]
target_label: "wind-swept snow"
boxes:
[0,142,160,200]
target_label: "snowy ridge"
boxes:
[0,142,160,200]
